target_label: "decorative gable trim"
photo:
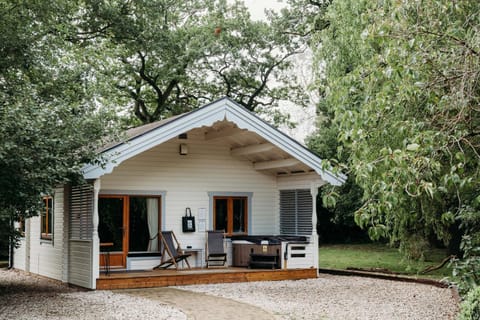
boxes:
[82,97,345,185]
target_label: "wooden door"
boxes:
[98,196,128,269]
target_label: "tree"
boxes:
[307,109,366,244]
[0,1,118,264]
[78,0,308,125]
[311,0,480,260]
[275,0,366,243]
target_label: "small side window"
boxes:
[41,196,53,240]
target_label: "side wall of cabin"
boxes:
[13,187,67,282]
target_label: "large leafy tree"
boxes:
[78,0,307,124]
[274,0,365,243]
[312,0,479,259]
[0,1,118,259]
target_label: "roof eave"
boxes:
[82,97,346,185]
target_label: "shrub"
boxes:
[452,236,480,295]
[458,286,480,320]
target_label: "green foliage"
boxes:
[452,237,480,296]
[399,234,430,261]
[0,1,119,249]
[311,0,480,258]
[458,286,480,320]
[78,0,308,124]
[452,202,480,295]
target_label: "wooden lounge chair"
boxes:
[205,230,227,268]
[154,231,191,270]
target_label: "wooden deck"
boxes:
[96,267,318,290]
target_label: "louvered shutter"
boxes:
[280,190,297,235]
[296,189,313,234]
[69,183,94,240]
[280,189,312,235]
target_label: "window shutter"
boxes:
[69,183,93,240]
[280,189,313,235]
[296,189,313,235]
[280,190,296,235]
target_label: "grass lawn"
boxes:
[319,243,453,280]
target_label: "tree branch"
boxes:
[419,29,479,57]
[245,50,300,110]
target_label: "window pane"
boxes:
[232,198,246,233]
[215,199,228,232]
[98,198,124,252]
[47,197,53,234]
[41,211,47,234]
[129,197,159,252]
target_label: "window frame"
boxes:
[97,191,165,255]
[41,195,54,240]
[211,194,250,236]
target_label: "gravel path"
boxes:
[0,268,459,320]
[122,287,276,320]
[176,275,459,320]
[0,269,186,320]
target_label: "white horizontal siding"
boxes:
[27,188,65,281]
[127,256,161,270]
[68,240,93,288]
[100,138,277,249]
[282,238,316,269]
[277,172,325,190]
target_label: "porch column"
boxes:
[91,179,101,289]
[310,182,320,270]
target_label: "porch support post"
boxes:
[310,182,319,271]
[91,179,101,289]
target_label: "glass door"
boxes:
[98,196,128,269]
[128,197,160,253]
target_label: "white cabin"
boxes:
[13,97,345,289]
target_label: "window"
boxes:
[41,196,53,240]
[280,189,312,235]
[98,195,161,253]
[129,197,160,252]
[214,196,247,235]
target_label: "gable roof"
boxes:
[82,97,346,185]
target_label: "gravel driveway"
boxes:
[0,268,459,320]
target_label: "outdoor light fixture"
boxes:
[179,143,188,155]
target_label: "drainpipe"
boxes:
[311,182,320,272]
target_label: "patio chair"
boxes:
[154,231,191,270]
[205,230,227,268]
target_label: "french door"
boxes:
[98,195,161,269]
[98,196,128,269]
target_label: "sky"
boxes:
[243,0,285,20]
[244,0,317,144]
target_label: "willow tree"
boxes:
[312,0,480,258]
